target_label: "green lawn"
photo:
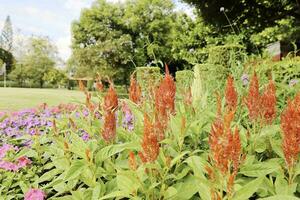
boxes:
[0,87,86,111]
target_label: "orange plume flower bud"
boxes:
[225,75,238,111]
[102,112,116,142]
[245,72,260,121]
[281,93,300,169]
[129,76,142,104]
[138,114,160,163]
[260,80,276,123]
[103,84,118,113]
[128,151,137,170]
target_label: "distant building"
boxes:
[266,41,299,61]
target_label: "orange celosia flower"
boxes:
[103,84,118,113]
[160,64,176,114]
[225,75,238,111]
[281,93,300,169]
[102,112,116,142]
[245,72,260,121]
[129,76,142,104]
[260,80,276,123]
[209,107,242,193]
[128,151,137,170]
[138,115,160,163]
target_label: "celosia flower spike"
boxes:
[129,75,142,104]
[103,84,118,113]
[225,75,238,111]
[260,80,276,123]
[138,114,160,163]
[245,72,260,121]
[102,112,116,142]
[281,94,300,169]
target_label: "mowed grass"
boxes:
[0,87,86,111]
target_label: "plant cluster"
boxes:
[0,67,299,199]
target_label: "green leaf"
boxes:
[117,171,140,194]
[233,177,263,200]
[239,162,280,177]
[95,142,139,163]
[184,156,207,179]
[164,187,177,199]
[92,184,101,200]
[275,175,297,195]
[99,191,129,200]
[173,175,200,200]
[38,169,61,183]
[64,160,86,181]
[259,195,300,200]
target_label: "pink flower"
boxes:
[24,188,45,200]
[0,160,18,171]
[17,156,32,168]
[0,144,13,159]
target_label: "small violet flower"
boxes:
[241,73,249,86]
[289,79,298,87]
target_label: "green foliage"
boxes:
[43,68,67,88]
[175,70,194,93]
[70,0,178,84]
[9,36,59,88]
[207,45,245,67]
[136,66,161,95]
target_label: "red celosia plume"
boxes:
[245,72,260,120]
[138,114,160,163]
[225,75,238,111]
[245,73,276,123]
[129,76,142,104]
[260,80,276,123]
[281,93,300,169]
[102,111,116,142]
[103,84,118,113]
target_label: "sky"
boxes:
[0,0,192,62]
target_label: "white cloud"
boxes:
[64,0,93,14]
[55,36,71,60]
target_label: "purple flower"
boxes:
[121,102,134,131]
[289,79,298,87]
[0,144,13,159]
[82,132,90,141]
[241,73,249,86]
[24,188,46,200]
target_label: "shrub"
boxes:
[136,66,161,96]
[175,70,194,93]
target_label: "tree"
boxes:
[70,0,180,84]
[182,0,300,34]
[43,68,67,87]
[16,36,58,88]
[0,16,13,52]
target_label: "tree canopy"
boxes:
[70,0,191,84]
[183,0,300,33]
